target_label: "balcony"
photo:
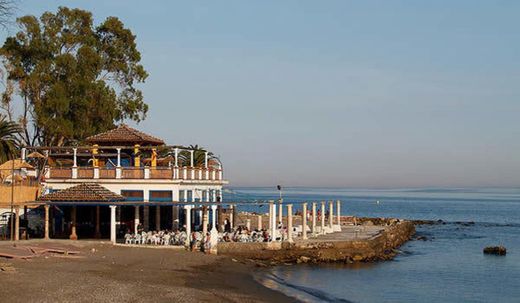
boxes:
[46,166,223,181]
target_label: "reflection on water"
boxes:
[238,188,520,303]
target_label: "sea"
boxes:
[225,187,520,303]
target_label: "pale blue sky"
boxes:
[4,1,520,187]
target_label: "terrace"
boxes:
[22,124,224,182]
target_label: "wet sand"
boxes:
[0,241,297,303]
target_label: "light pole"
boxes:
[277,185,283,224]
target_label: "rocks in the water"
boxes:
[416,235,428,241]
[296,256,311,264]
[483,246,506,256]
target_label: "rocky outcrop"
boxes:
[483,246,507,256]
[218,220,415,265]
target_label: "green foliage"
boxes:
[178,145,220,168]
[0,115,20,162]
[1,6,149,146]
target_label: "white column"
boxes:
[190,150,194,167]
[209,204,219,253]
[116,148,122,179]
[116,148,121,167]
[204,152,208,168]
[321,201,326,234]
[184,205,192,247]
[73,148,77,167]
[246,219,251,231]
[334,200,342,232]
[278,199,283,226]
[110,205,117,244]
[144,167,150,179]
[268,202,274,241]
[302,202,308,240]
[229,205,234,230]
[312,202,317,236]
[134,206,140,233]
[287,204,293,243]
[72,148,78,179]
[337,200,341,225]
[270,200,277,241]
[257,215,262,230]
[329,200,334,229]
[21,147,26,161]
[211,205,217,231]
[174,148,179,167]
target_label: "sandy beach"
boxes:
[0,241,296,303]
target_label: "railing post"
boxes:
[144,167,150,179]
[116,167,122,179]
[93,167,99,179]
[183,167,187,179]
[198,168,202,180]
[73,148,77,167]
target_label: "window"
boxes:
[187,190,193,202]
[202,190,208,202]
[121,190,144,201]
[179,190,185,202]
[150,190,172,202]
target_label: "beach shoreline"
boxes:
[0,241,296,303]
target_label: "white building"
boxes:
[24,124,228,240]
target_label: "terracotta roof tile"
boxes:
[85,124,165,145]
[39,183,125,202]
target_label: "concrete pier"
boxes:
[217,220,415,264]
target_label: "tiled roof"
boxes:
[39,183,125,202]
[85,124,165,145]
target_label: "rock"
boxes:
[483,246,506,256]
[416,236,428,241]
[364,221,374,226]
[297,256,311,264]
[352,255,364,262]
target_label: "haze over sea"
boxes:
[227,187,520,303]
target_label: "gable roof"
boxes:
[39,183,125,202]
[85,124,165,146]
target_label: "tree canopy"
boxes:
[1,6,149,146]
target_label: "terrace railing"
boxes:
[45,166,222,181]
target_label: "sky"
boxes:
[2,1,520,188]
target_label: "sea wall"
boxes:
[218,220,415,264]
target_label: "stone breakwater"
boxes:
[218,220,415,265]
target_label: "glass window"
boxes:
[121,190,144,201]
[150,191,172,202]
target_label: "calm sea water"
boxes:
[226,187,520,303]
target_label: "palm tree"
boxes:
[178,145,220,168]
[0,116,21,163]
